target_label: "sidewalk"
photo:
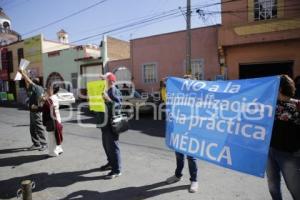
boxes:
[0,107,292,200]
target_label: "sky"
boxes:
[1,0,221,45]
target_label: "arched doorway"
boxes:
[46,72,65,88]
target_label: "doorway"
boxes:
[239,61,293,79]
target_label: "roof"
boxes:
[57,29,67,34]
[132,24,221,42]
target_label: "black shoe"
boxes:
[100,163,112,171]
[28,145,41,151]
[104,171,122,179]
[39,145,47,151]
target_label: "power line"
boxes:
[70,0,240,43]
[73,12,181,43]
[28,2,299,52]
[21,0,109,36]
[16,8,190,55]
[14,0,299,55]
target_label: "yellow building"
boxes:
[0,34,72,103]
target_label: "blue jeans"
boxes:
[175,152,198,182]
[101,126,121,174]
[266,148,300,200]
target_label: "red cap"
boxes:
[106,72,116,82]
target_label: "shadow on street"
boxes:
[0,168,104,199]
[0,155,48,168]
[0,165,188,200]
[0,147,30,154]
[58,181,188,200]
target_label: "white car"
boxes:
[56,88,76,106]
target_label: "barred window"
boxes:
[191,59,204,80]
[254,0,277,21]
[143,63,157,83]
[71,73,78,89]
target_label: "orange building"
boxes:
[219,0,300,79]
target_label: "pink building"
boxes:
[107,25,220,92]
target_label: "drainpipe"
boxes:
[130,40,134,84]
[218,46,227,80]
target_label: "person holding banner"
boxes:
[165,74,199,193]
[99,72,123,179]
[18,69,47,151]
[267,75,300,200]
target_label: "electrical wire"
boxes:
[21,0,109,36]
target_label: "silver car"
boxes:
[121,90,155,115]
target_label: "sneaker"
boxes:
[100,163,112,171]
[165,175,182,184]
[189,181,198,193]
[28,145,41,151]
[39,145,47,151]
[104,172,122,179]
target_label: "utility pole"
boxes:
[186,0,192,75]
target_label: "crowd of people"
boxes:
[17,69,300,198]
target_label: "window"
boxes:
[6,51,13,73]
[191,59,204,80]
[71,73,78,89]
[17,48,24,65]
[143,63,157,83]
[3,21,10,29]
[254,0,277,21]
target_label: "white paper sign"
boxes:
[14,59,30,81]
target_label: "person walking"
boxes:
[19,69,47,151]
[41,84,63,157]
[99,72,122,179]
[266,74,300,200]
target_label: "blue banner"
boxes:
[165,76,280,177]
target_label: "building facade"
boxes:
[0,8,21,101]
[43,45,101,99]
[0,34,72,103]
[108,25,220,93]
[219,0,300,79]
[43,36,129,100]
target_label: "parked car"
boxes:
[120,89,155,116]
[56,88,76,106]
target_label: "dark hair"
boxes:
[52,84,60,94]
[48,83,60,94]
[32,78,40,85]
[280,75,295,97]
